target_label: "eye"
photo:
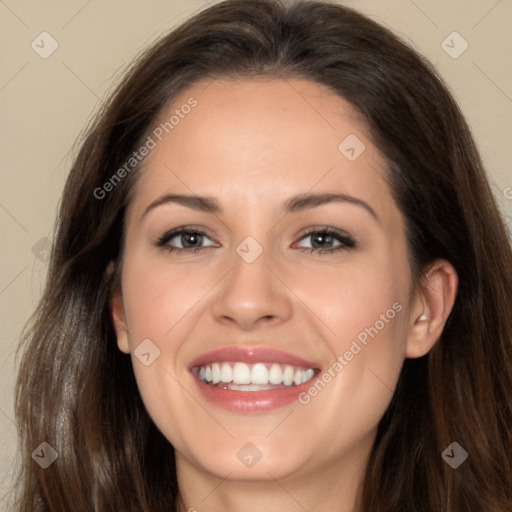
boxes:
[295,227,355,255]
[155,227,216,253]
[154,225,355,255]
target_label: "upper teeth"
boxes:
[197,362,315,387]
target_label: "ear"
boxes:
[405,259,458,358]
[109,280,130,355]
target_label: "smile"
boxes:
[188,347,321,413]
[193,362,316,390]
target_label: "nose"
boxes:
[210,245,293,331]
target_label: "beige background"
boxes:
[1,0,511,505]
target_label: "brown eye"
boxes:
[156,228,215,253]
[295,228,355,255]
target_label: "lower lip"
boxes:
[193,376,316,413]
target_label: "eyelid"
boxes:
[155,224,356,254]
[155,225,217,247]
[294,226,356,251]
[295,225,354,242]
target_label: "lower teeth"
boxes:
[211,382,290,391]
[228,384,272,391]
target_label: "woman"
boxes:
[14,0,512,510]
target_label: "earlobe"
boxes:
[110,287,130,354]
[405,259,458,359]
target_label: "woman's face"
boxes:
[111,77,429,483]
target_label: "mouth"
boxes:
[192,362,317,390]
[188,347,321,413]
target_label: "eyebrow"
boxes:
[141,192,379,222]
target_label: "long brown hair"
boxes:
[14,0,512,510]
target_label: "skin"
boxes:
[111,77,458,512]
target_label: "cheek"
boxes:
[118,256,219,428]
[295,253,408,417]
[301,253,408,352]
[119,256,206,448]
[121,256,212,346]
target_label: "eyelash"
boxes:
[155,226,356,256]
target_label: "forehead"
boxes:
[127,77,394,224]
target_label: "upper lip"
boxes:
[188,346,320,370]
